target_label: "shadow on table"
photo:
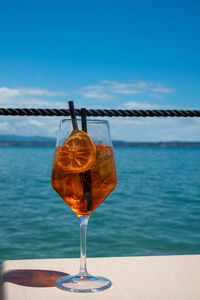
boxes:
[1,269,69,287]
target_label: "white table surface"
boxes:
[1,255,200,300]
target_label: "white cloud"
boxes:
[151,86,174,94]
[11,117,61,137]
[109,117,200,142]
[0,85,70,115]
[0,87,21,97]
[0,86,68,99]
[121,101,172,110]
[28,119,44,127]
[0,121,10,132]
[78,85,113,99]
[76,80,174,100]
[101,80,174,95]
[0,95,67,109]
[19,87,68,97]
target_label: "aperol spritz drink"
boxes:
[52,142,116,217]
[51,119,117,292]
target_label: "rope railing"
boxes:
[0,107,200,117]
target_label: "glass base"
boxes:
[56,273,112,293]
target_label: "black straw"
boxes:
[81,108,87,133]
[81,108,93,212]
[68,101,78,130]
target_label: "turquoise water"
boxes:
[0,146,200,263]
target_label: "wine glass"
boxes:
[51,118,117,292]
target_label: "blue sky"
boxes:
[0,0,200,141]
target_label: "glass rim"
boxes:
[60,118,109,125]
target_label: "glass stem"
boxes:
[79,216,89,276]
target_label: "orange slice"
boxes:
[56,130,96,173]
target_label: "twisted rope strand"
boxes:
[0,107,200,117]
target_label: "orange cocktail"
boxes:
[51,116,117,293]
[51,130,117,217]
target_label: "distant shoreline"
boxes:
[1,140,200,148]
[0,135,200,147]
[113,141,200,148]
[0,141,55,146]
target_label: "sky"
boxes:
[0,0,200,141]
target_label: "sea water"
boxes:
[0,145,200,263]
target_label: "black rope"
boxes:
[0,107,200,117]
